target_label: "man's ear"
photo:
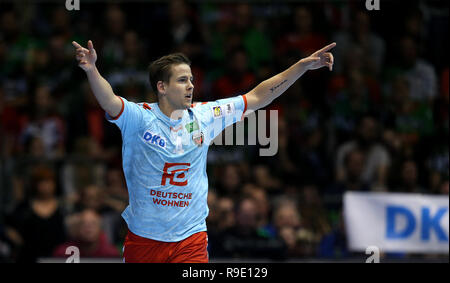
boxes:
[157,81,166,95]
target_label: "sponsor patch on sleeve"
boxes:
[211,102,235,119]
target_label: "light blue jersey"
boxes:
[106,95,247,242]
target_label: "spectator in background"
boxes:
[24,43,50,85]
[336,115,390,190]
[272,198,302,257]
[101,4,127,72]
[336,149,370,191]
[386,35,437,103]
[73,181,127,246]
[210,197,286,259]
[215,197,236,232]
[106,30,149,101]
[46,33,76,94]
[0,85,24,157]
[206,194,235,256]
[166,0,205,62]
[0,10,30,76]
[205,189,219,228]
[328,66,381,144]
[19,85,66,159]
[426,68,449,193]
[318,212,351,259]
[60,135,109,213]
[74,184,105,213]
[230,4,273,72]
[296,127,332,188]
[276,6,327,59]
[162,0,207,101]
[439,180,449,195]
[325,148,371,212]
[53,209,120,258]
[395,160,425,193]
[212,47,256,99]
[103,167,128,213]
[121,30,146,69]
[269,115,299,180]
[242,184,274,237]
[102,167,129,245]
[251,164,282,195]
[6,166,66,262]
[297,185,331,256]
[383,75,435,146]
[434,67,449,133]
[216,164,243,199]
[332,9,385,76]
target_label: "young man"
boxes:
[72,40,335,263]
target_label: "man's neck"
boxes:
[158,101,185,120]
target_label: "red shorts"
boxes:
[123,230,209,263]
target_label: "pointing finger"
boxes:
[72,41,82,49]
[318,42,336,54]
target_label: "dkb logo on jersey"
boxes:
[143,131,166,148]
[161,163,191,186]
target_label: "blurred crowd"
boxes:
[0,0,448,262]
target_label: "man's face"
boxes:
[163,63,194,111]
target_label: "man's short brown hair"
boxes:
[148,53,191,96]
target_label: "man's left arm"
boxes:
[245,43,336,112]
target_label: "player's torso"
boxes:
[121,103,209,211]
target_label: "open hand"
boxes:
[72,40,97,72]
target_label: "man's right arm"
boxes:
[72,40,122,118]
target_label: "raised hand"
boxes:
[301,42,336,71]
[72,40,97,72]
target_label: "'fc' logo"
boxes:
[161,163,191,186]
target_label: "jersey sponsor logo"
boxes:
[161,162,191,186]
[212,102,235,119]
[224,102,235,115]
[142,131,166,148]
[192,131,204,146]
[185,121,199,133]
[150,190,192,207]
[212,106,222,118]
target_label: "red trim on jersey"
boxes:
[241,94,248,121]
[143,103,151,110]
[110,96,124,120]
[242,94,248,113]
[191,102,208,108]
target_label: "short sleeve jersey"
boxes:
[106,95,247,242]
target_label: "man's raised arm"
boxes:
[244,42,336,112]
[72,40,122,118]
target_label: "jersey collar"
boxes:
[152,103,187,127]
